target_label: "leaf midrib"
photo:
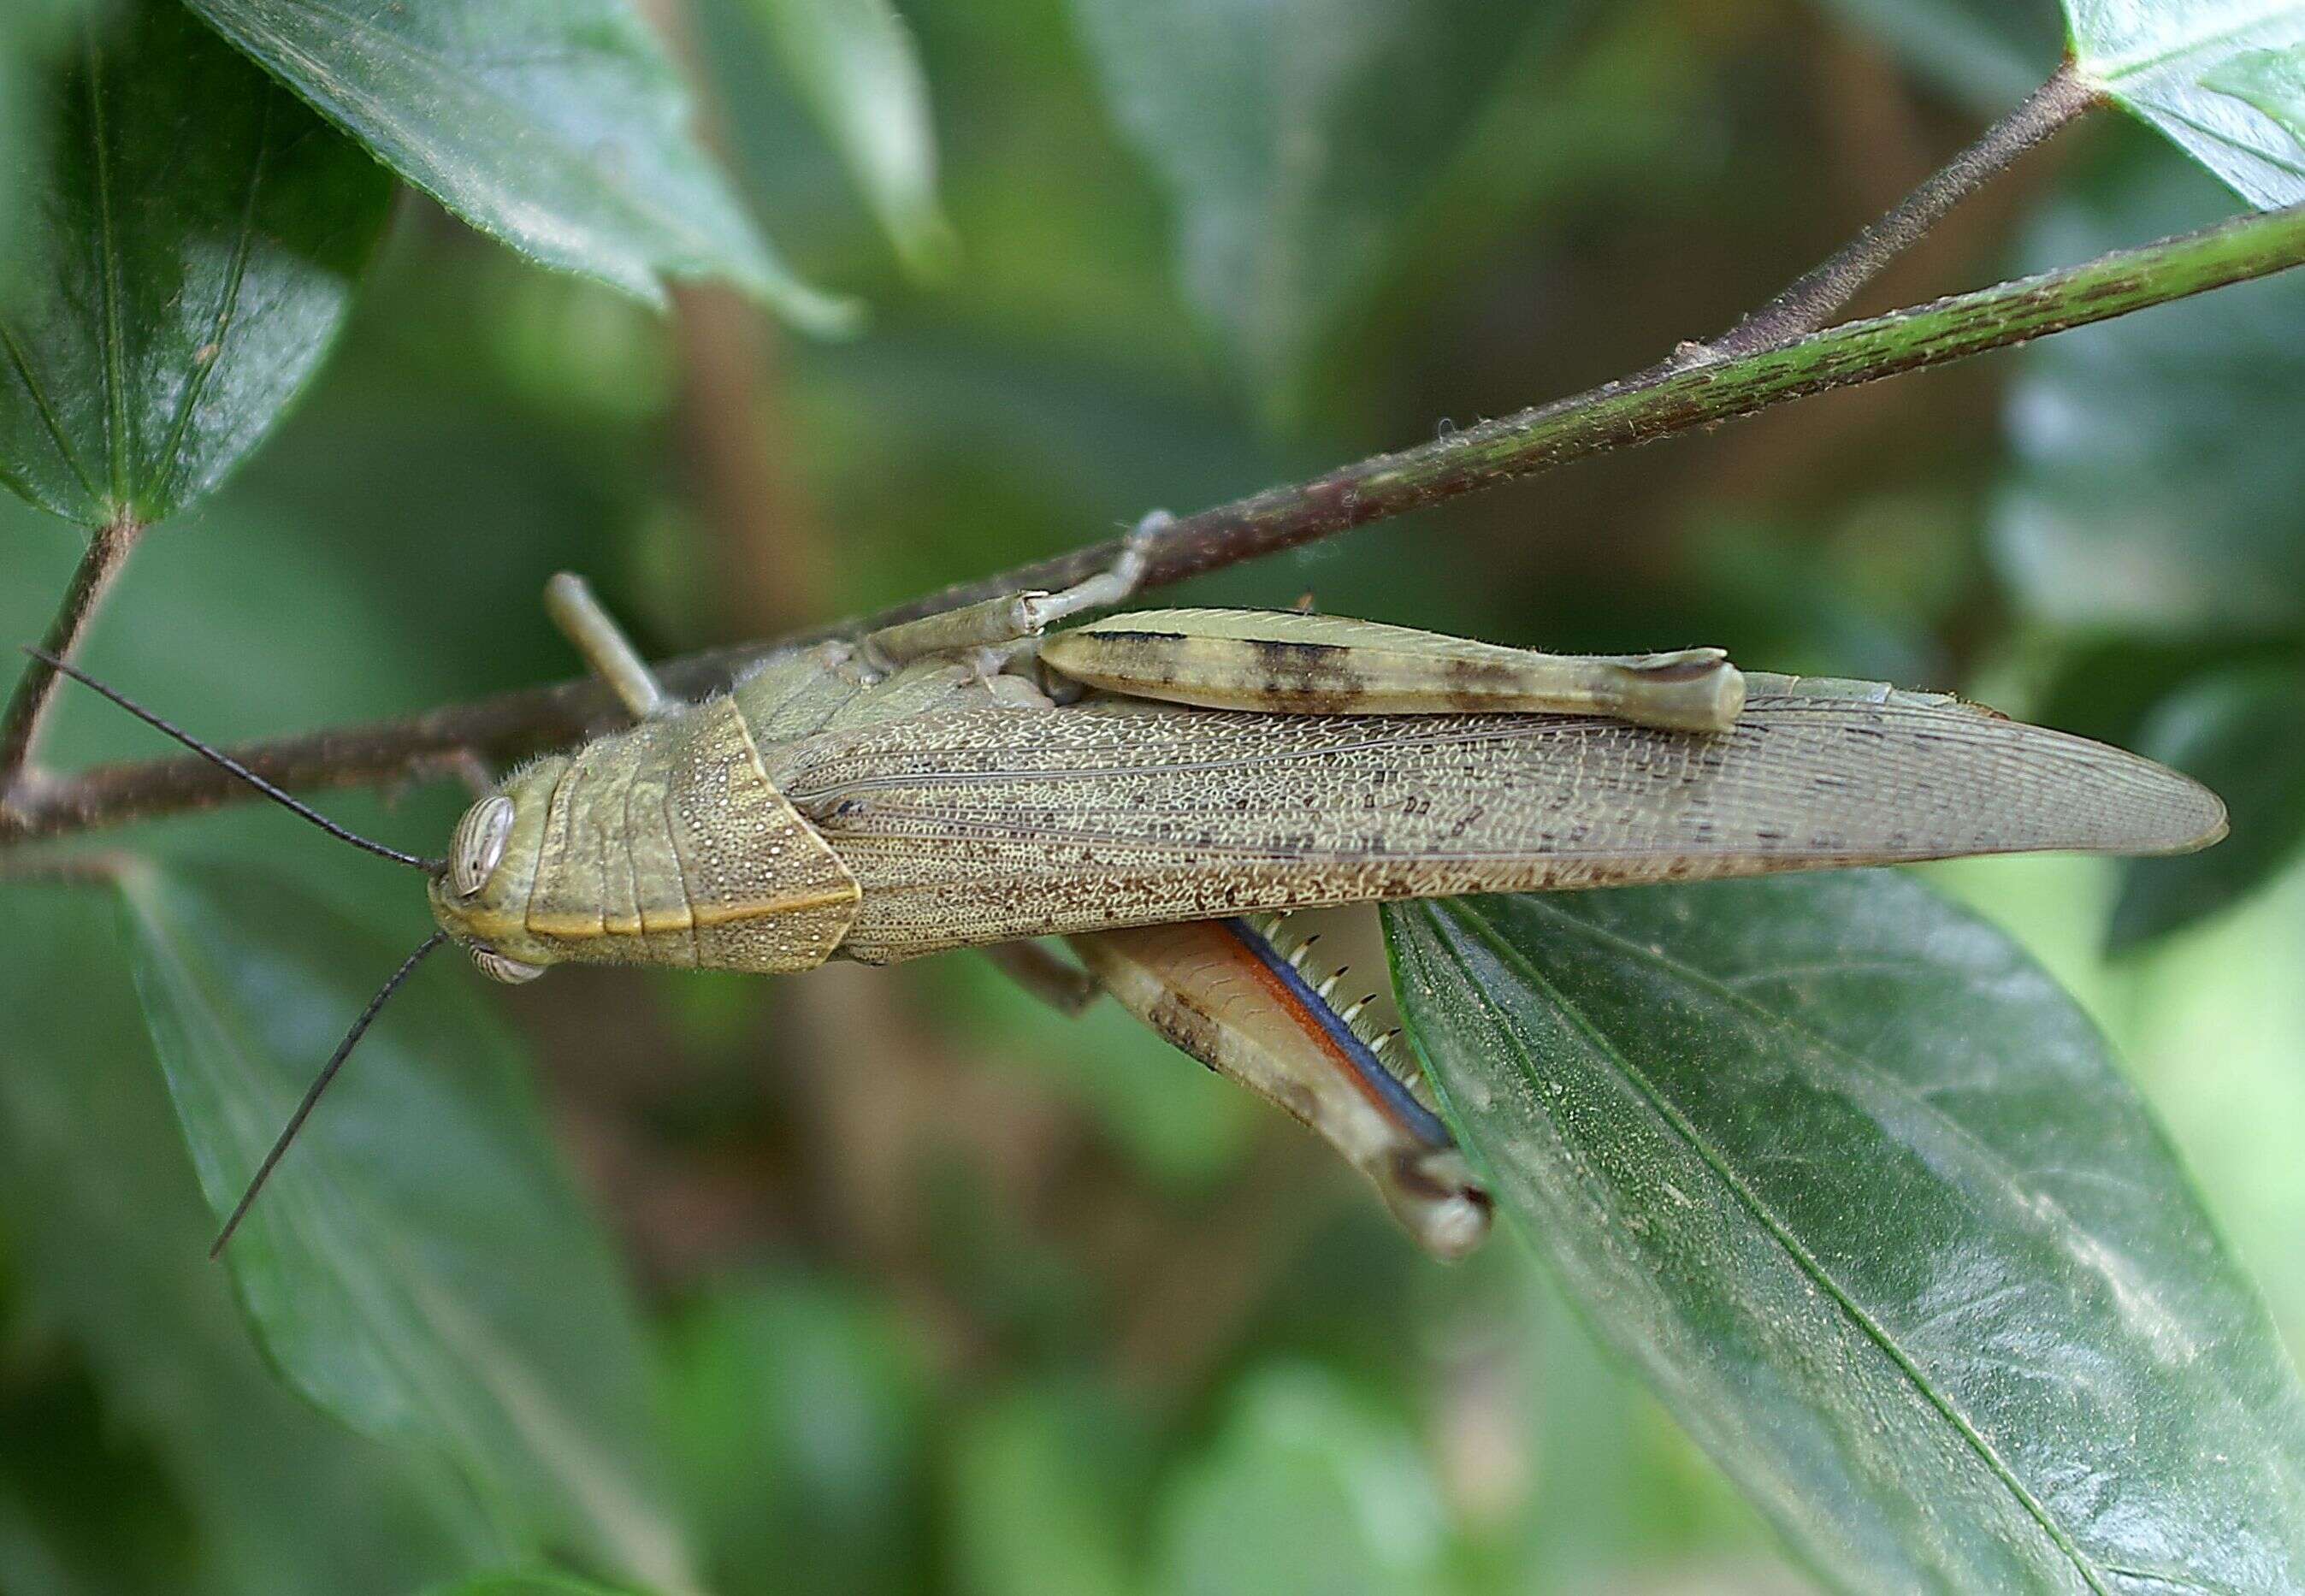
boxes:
[86,15,130,514]
[1503,895,2125,1240]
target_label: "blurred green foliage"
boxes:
[5,0,2305,1592]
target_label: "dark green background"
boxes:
[5,0,2305,1590]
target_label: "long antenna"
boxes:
[25,647,440,872]
[210,931,451,1257]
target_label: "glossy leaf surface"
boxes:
[0,0,87,284]
[0,0,388,527]
[185,0,854,328]
[2069,0,2305,205]
[1386,874,2305,1592]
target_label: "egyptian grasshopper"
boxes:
[44,523,2227,1258]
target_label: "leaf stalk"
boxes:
[0,514,143,813]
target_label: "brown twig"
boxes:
[1693,45,2076,507]
[8,198,2305,847]
[1693,63,2100,364]
[0,516,142,813]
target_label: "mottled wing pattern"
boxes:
[769,679,2225,962]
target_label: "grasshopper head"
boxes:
[428,756,570,983]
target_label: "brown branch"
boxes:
[0,515,142,813]
[1694,63,2100,364]
[8,200,2305,847]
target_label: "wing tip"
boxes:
[2142,775,2229,856]
[2083,752,2227,857]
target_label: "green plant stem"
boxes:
[6,201,2305,846]
[0,515,142,815]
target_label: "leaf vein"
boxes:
[155,80,279,507]
[0,323,101,510]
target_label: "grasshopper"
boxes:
[42,522,2228,1259]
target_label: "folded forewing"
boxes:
[771,679,2225,962]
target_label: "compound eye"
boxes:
[471,948,547,984]
[448,795,516,898]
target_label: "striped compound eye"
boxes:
[447,795,516,898]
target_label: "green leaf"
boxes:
[420,1574,641,1596]
[1498,1266,1781,1588]
[182,0,856,329]
[115,862,698,1595]
[743,0,954,278]
[1811,0,2064,114]
[2069,0,2305,206]
[0,882,492,1596]
[659,1275,930,1596]
[0,0,86,290]
[2109,663,2305,949]
[1386,874,2305,1593]
[1992,130,2305,634]
[1151,1364,1457,1596]
[0,0,390,528]
[1070,0,1571,411]
[948,1380,1151,1596]
[2207,41,2305,140]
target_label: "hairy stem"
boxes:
[0,516,142,810]
[7,201,2305,845]
[1698,63,2100,363]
